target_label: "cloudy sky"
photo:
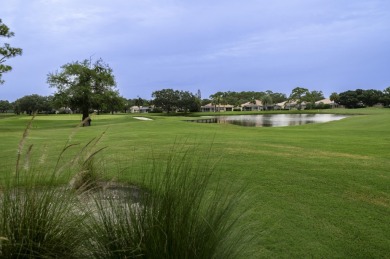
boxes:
[1,0,390,101]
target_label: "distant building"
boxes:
[130,106,151,113]
[315,98,338,108]
[274,100,306,110]
[56,107,72,114]
[241,100,263,111]
[274,101,286,110]
[200,103,234,112]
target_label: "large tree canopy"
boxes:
[0,100,12,112]
[14,94,53,115]
[152,89,200,113]
[47,58,116,125]
[152,89,180,113]
[338,89,384,108]
[0,19,23,85]
[338,90,363,108]
[289,87,309,110]
[303,90,324,108]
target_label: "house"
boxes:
[274,101,286,110]
[241,100,263,111]
[315,98,338,108]
[130,106,151,113]
[200,103,234,112]
[274,100,306,110]
[55,107,72,114]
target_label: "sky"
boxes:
[1,0,390,102]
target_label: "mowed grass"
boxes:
[0,108,389,258]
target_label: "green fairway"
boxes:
[0,108,389,258]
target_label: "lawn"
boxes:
[0,108,389,258]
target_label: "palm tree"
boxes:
[135,96,143,113]
[261,95,273,111]
[210,93,223,112]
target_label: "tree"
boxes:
[178,91,200,113]
[14,94,53,115]
[47,58,116,126]
[99,90,124,114]
[196,89,201,99]
[267,91,287,104]
[303,90,324,109]
[0,100,11,112]
[338,90,363,108]
[360,89,383,107]
[152,89,180,113]
[51,92,74,111]
[0,19,22,84]
[289,87,309,110]
[329,92,340,103]
[201,98,211,106]
[338,89,384,108]
[135,96,144,110]
[261,95,273,110]
[381,87,390,107]
[121,98,132,113]
[210,92,224,112]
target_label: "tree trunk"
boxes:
[82,110,91,126]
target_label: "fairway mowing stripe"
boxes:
[231,144,371,161]
[344,191,390,208]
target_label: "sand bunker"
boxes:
[133,117,153,121]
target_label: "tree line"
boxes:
[3,87,390,117]
[0,94,152,115]
[330,89,390,108]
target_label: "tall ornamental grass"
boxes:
[0,183,86,258]
[0,117,91,258]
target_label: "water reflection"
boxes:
[187,114,348,127]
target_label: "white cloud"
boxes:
[26,1,104,34]
[192,0,390,62]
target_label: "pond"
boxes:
[187,114,348,127]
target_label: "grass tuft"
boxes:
[0,116,96,257]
